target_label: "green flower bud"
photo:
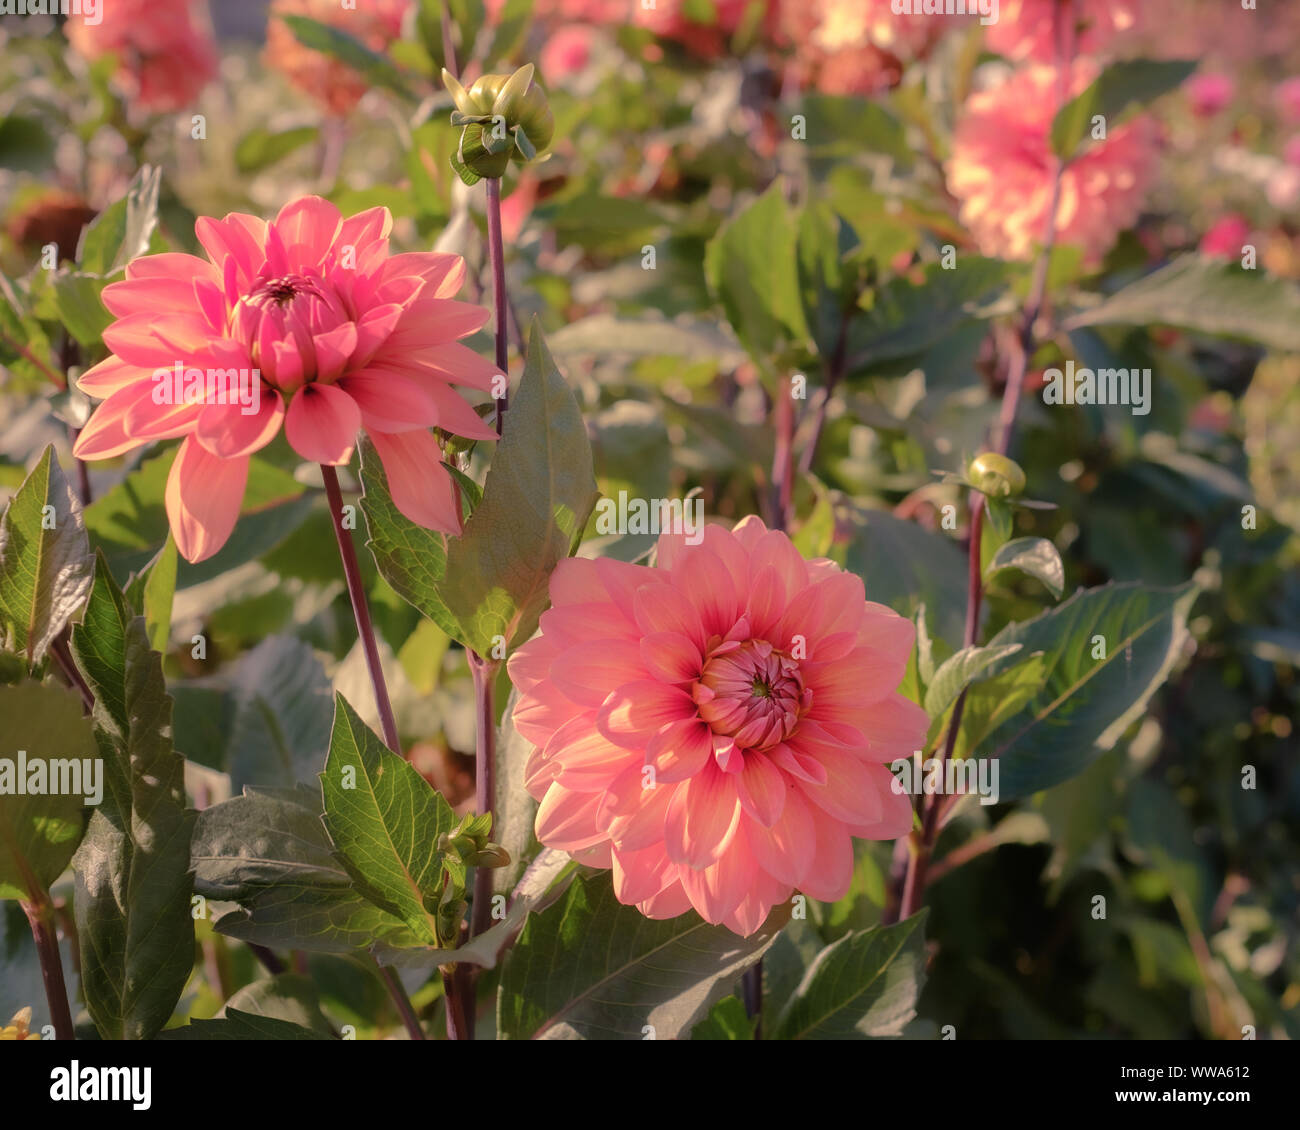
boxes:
[442,64,554,182]
[969,452,1027,497]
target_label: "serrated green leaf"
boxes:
[0,682,96,901]
[987,536,1065,599]
[358,435,461,641]
[923,642,1025,721]
[320,694,457,945]
[77,165,162,275]
[498,871,788,1040]
[1051,59,1197,159]
[52,272,114,347]
[704,183,808,369]
[0,445,93,665]
[966,582,1199,799]
[1064,256,1300,352]
[70,560,195,1041]
[279,14,416,102]
[234,126,319,174]
[437,322,599,655]
[160,1007,333,1040]
[772,912,928,1039]
[193,785,421,954]
[123,536,176,653]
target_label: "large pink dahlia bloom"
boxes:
[507,517,928,936]
[73,196,498,563]
[948,62,1159,263]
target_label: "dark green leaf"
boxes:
[969,582,1199,799]
[772,912,928,1039]
[320,694,457,945]
[70,561,195,1040]
[986,536,1065,599]
[498,871,788,1040]
[160,1008,333,1040]
[438,322,599,655]
[1064,256,1300,352]
[77,166,162,275]
[0,445,93,665]
[234,127,320,174]
[0,682,96,901]
[1051,60,1197,159]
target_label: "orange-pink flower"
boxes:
[507,517,926,936]
[265,0,411,115]
[985,0,1137,63]
[948,62,1159,263]
[73,197,498,563]
[64,0,217,114]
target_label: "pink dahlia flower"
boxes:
[266,0,411,115]
[64,0,217,114]
[507,517,927,936]
[73,196,498,563]
[985,0,1138,63]
[1277,78,1300,125]
[948,63,1159,263]
[1199,214,1251,260]
[1185,73,1234,118]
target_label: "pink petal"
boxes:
[793,744,885,826]
[367,427,462,533]
[639,632,702,684]
[194,388,285,459]
[72,384,153,460]
[338,370,438,433]
[273,195,343,269]
[312,322,358,384]
[283,383,361,465]
[164,437,249,564]
[549,639,647,709]
[546,715,641,791]
[194,213,267,289]
[597,680,695,750]
[534,785,606,852]
[645,718,714,783]
[664,759,742,869]
[77,356,144,398]
[745,791,816,886]
[735,751,787,827]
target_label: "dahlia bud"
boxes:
[969,452,1027,497]
[442,63,554,181]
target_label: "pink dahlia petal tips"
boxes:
[508,517,929,936]
[74,195,500,561]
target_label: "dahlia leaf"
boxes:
[358,434,463,641]
[841,504,968,648]
[159,1008,333,1041]
[704,181,808,372]
[278,14,417,103]
[0,445,92,665]
[1051,59,1198,160]
[320,694,458,946]
[498,871,788,1040]
[772,912,928,1040]
[234,127,320,175]
[70,557,196,1040]
[923,642,1026,721]
[439,321,600,656]
[1064,256,1300,353]
[0,681,95,901]
[961,581,1199,800]
[986,536,1066,600]
[77,164,161,275]
[193,785,421,954]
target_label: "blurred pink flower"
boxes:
[1284,135,1300,168]
[507,516,926,936]
[74,197,498,563]
[1199,214,1251,260]
[634,0,783,59]
[540,24,597,79]
[985,0,1138,62]
[1186,73,1234,118]
[1277,77,1300,125]
[64,0,217,114]
[948,62,1159,263]
[266,0,411,115]
[781,0,948,95]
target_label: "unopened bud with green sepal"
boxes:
[968,452,1027,498]
[442,63,554,183]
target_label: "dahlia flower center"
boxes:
[696,639,810,751]
[230,271,351,390]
